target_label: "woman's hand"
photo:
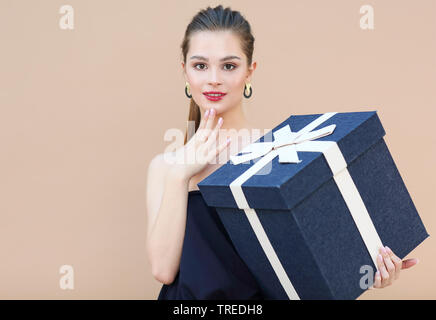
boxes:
[372,246,419,289]
[172,108,230,181]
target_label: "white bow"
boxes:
[230,124,337,165]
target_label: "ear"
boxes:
[181,61,188,82]
[245,61,257,83]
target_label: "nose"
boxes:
[207,66,222,86]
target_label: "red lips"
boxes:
[203,91,226,101]
[203,91,226,95]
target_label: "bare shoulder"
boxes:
[149,152,167,171]
[148,151,177,173]
[147,152,173,191]
[147,147,184,197]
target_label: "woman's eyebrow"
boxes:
[189,55,241,62]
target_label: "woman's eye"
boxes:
[193,63,236,70]
[194,63,206,70]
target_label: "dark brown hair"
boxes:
[181,5,255,144]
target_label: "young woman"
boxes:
[146,5,260,300]
[146,5,418,300]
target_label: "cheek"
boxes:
[187,79,203,93]
[226,74,245,91]
[224,81,245,104]
[185,70,205,91]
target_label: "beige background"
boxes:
[0,0,435,299]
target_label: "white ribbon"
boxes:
[229,112,383,300]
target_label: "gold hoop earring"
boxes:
[185,82,192,98]
[244,83,252,98]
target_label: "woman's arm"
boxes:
[146,108,229,285]
[146,154,190,285]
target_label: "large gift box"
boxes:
[197,111,429,300]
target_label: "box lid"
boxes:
[197,111,385,210]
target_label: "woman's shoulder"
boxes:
[149,147,185,174]
[150,150,179,168]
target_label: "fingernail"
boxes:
[211,108,215,115]
[218,117,223,125]
[205,110,209,117]
[385,246,392,254]
[378,254,383,261]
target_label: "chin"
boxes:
[203,101,223,110]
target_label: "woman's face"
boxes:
[182,30,256,114]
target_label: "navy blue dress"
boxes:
[157,190,263,300]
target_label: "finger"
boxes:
[373,271,382,289]
[205,117,223,147]
[197,109,215,143]
[402,258,419,270]
[198,109,210,130]
[202,108,219,143]
[385,246,402,280]
[195,128,208,144]
[377,252,390,287]
[197,114,211,143]
[205,108,216,131]
[196,141,210,164]
[196,110,211,142]
[210,137,231,160]
[380,247,395,285]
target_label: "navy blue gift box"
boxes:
[197,111,429,300]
